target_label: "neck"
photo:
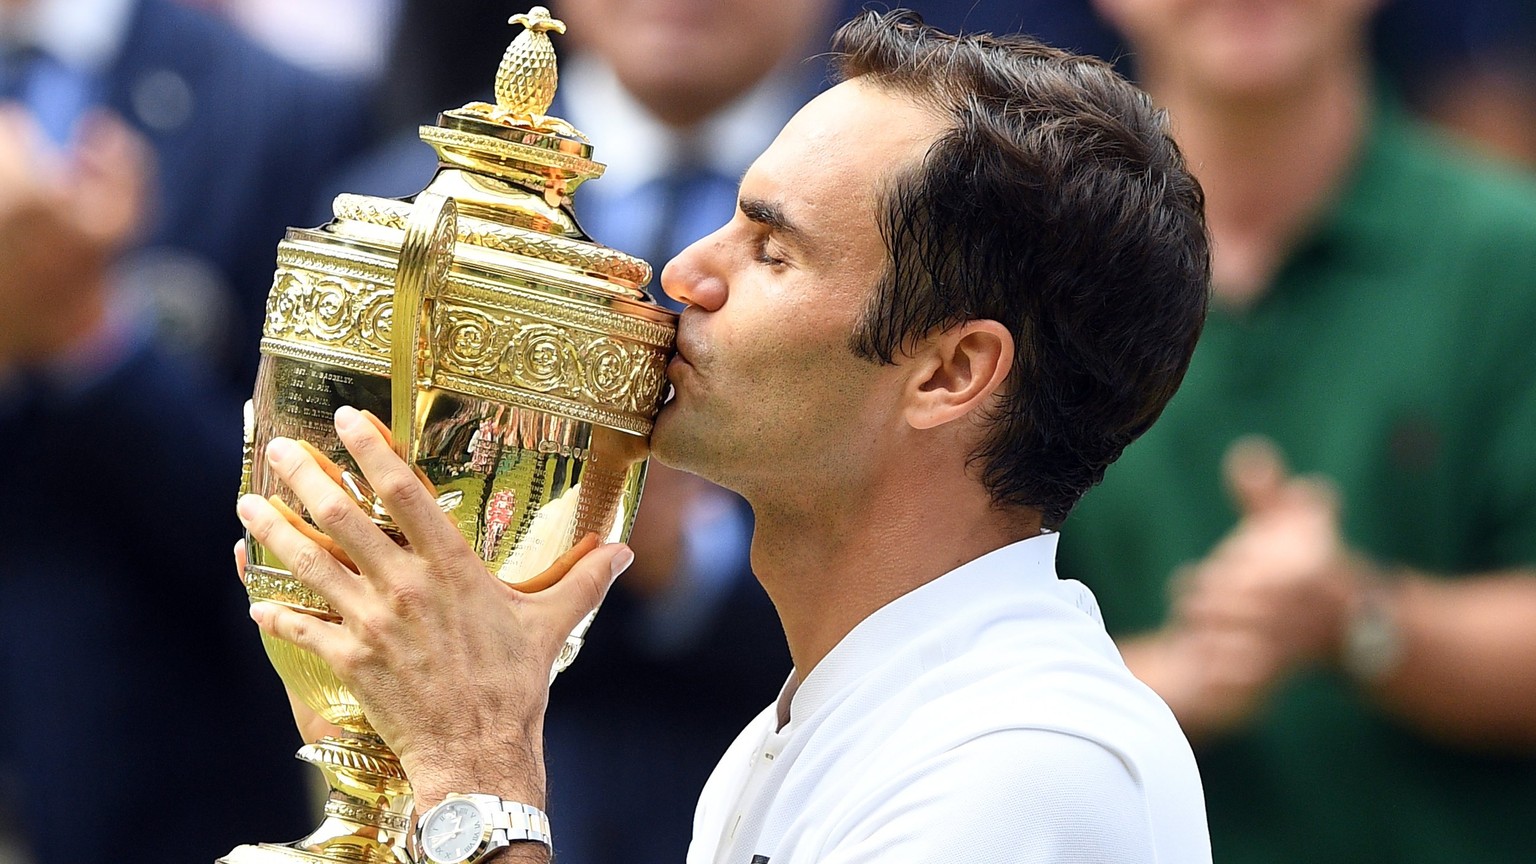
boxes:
[1140,54,1372,306]
[745,454,1041,677]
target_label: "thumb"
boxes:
[69,110,151,248]
[540,541,633,635]
[1286,473,1343,520]
[1224,435,1289,516]
[234,538,248,584]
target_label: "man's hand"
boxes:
[1124,437,1373,740]
[233,538,344,746]
[1125,437,1536,750]
[1120,617,1290,739]
[1175,437,1366,670]
[236,405,634,810]
[0,106,149,368]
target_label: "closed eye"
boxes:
[754,236,789,269]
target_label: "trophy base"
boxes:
[219,734,416,864]
[219,838,412,864]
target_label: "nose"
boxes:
[660,231,728,311]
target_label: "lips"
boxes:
[664,342,691,404]
[666,352,691,392]
[670,320,705,374]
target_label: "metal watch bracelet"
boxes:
[1342,568,1404,684]
[491,800,553,848]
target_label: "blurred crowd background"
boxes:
[1,1,1534,863]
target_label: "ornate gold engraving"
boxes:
[333,194,649,287]
[264,268,395,356]
[419,125,599,176]
[261,253,670,432]
[322,800,411,834]
[438,308,667,411]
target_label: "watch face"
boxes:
[422,799,486,864]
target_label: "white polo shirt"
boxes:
[686,533,1210,864]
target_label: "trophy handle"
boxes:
[392,192,459,463]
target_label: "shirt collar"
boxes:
[0,0,135,74]
[778,531,1068,730]
[560,50,810,198]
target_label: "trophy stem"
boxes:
[220,733,415,864]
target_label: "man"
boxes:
[237,11,1212,863]
[1062,0,1536,862]
[0,1,359,861]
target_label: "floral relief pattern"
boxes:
[264,266,669,420]
[265,268,394,355]
[436,309,667,415]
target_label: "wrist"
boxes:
[1338,561,1406,684]
[481,847,550,863]
[405,732,547,814]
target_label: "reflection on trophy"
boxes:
[223,7,676,862]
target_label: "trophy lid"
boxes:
[325,6,656,299]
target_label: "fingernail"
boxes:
[267,437,294,465]
[611,546,635,577]
[236,494,263,523]
[248,603,269,626]
[335,405,361,431]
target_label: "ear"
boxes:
[903,320,1014,431]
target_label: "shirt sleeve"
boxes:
[813,729,1162,864]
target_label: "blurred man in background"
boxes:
[323,1,830,861]
[1061,0,1536,861]
[876,0,1536,168]
[0,1,360,861]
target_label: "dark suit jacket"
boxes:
[0,3,364,862]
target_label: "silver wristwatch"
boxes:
[416,794,552,864]
[1342,571,1403,684]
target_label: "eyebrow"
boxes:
[739,197,808,247]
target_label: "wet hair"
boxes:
[835,9,1210,527]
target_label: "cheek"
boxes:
[720,318,856,411]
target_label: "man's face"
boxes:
[558,0,831,124]
[1096,0,1381,98]
[650,79,942,502]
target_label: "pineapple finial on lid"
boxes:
[488,6,570,130]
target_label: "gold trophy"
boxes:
[224,8,675,862]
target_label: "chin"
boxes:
[1190,47,1315,100]
[649,417,734,488]
[648,409,693,469]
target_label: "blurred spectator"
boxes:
[851,0,1536,168]
[321,1,833,862]
[0,1,363,862]
[187,0,401,84]
[1059,0,1536,862]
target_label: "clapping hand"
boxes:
[1131,437,1372,738]
[0,106,148,369]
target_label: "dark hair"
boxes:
[835,10,1210,527]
